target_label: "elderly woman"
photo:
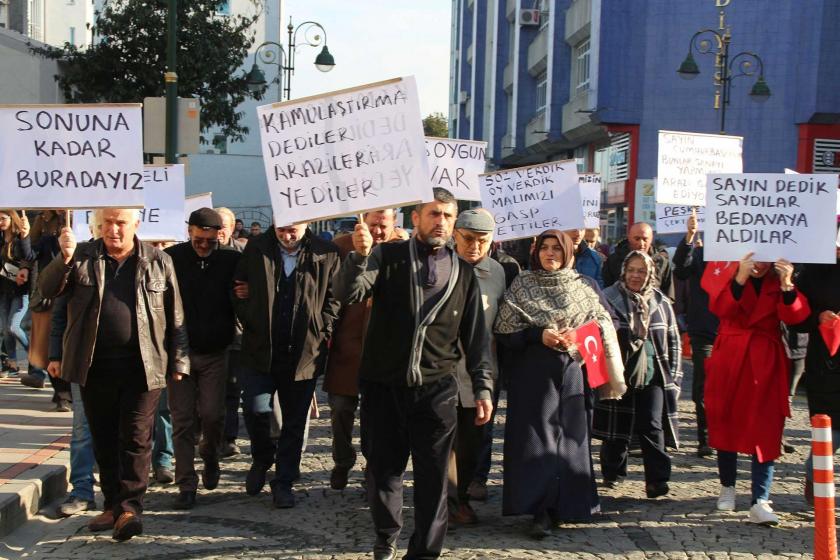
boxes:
[495,230,625,538]
[703,252,809,525]
[593,251,682,499]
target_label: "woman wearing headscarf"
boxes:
[593,251,682,499]
[702,252,809,525]
[495,230,625,538]
[0,210,33,377]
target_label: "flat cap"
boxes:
[188,207,222,230]
[455,209,495,232]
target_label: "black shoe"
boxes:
[330,467,349,490]
[530,511,552,539]
[602,478,623,489]
[246,462,270,496]
[19,372,46,389]
[220,441,240,458]
[173,490,196,510]
[373,544,397,560]
[272,485,295,509]
[783,442,796,454]
[154,466,174,485]
[697,444,714,458]
[56,495,95,518]
[52,399,71,413]
[645,481,670,499]
[202,459,220,490]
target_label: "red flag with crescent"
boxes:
[819,317,840,357]
[700,261,739,300]
[575,321,609,389]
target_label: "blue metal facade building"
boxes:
[450,0,840,242]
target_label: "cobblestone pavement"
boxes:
[1,363,822,559]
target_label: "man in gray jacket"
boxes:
[40,208,189,542]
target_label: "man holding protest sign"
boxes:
[38,209,189,541]
[165,208,241,509]
[335,188,493,560]
[233,222,340,509]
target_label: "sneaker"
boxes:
[52,399,71,413]
[19,372,46,389]
[56,495,95,518]
[748,499,779,525]
[717,485,736,511]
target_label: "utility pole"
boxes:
[164,0,178,163]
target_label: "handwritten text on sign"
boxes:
[425,137,487,201]
[0,104,144,209]
[656,204,706,234]
[705,173,839,264]
[579,174,601,229]
[256,77,431,225]
[480,161,584,242]
[656,130,742,206]
[73,165,186,242]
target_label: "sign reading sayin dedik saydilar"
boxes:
[705,173,839,264]
[256,77,431,226]
[480,161,584,242]
[0,104,144,209]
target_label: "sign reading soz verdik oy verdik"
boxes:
[256,77,431,226]
[0,104,144,209]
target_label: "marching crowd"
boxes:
[3,188,840,560]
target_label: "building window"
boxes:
[539,0,549,30]
[216,1,231,15]
[574,38,590,92]
[535,72,547,113]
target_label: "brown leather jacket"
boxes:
[38,238,190,389]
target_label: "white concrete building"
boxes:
[0,26,62,103]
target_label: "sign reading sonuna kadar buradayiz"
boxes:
[480,160,584,242]
[256,77,431,226]
[705,173,839,264]
[0,104,144,209]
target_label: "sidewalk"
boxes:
[0,377,71,537]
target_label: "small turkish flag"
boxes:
[701,261,739,300]
[576,321,609,389]
[819,317,840,357]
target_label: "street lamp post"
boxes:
[677,28,771,134]
[246,17,335,102]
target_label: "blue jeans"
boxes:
[0,292,28,363]
[717,451,774,504]
[805,427,840,478]
[69,383,96,502]
[240,365,316,488]
[153,388,173,470]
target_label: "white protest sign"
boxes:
[425,137,487,201]
[185,192,213,219]
[579,174,601,228]
[705,173,839,264]
[73,165,187,242]
[480,160,584,242]
[634,178,657,227]
[256,77,431,226]
[0,104,144,209]
[656,204,706,234]
[656,130,742,206]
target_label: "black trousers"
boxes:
[224,349,241,443]
[81,365,161,516]
[690,335,714,445]
[360,377,457,560]
[328,393,359,471]
[447,404,482,505]
[600,383,671,485]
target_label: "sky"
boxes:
[277,0,452,117]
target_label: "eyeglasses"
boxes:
[193,238,219,247]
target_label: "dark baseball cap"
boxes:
[455,209,495,232]
[188,207,222,230]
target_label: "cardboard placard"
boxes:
[0,104,144,209]
[73,165,187,242]
[656,204,706,234]
[705,173,839,263]
[425,137,487,201]
[480,160,584,242]
[656,130,742,206]
[579,173,601,229]
[256,77,431,226]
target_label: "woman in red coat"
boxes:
[703,252,809,525]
